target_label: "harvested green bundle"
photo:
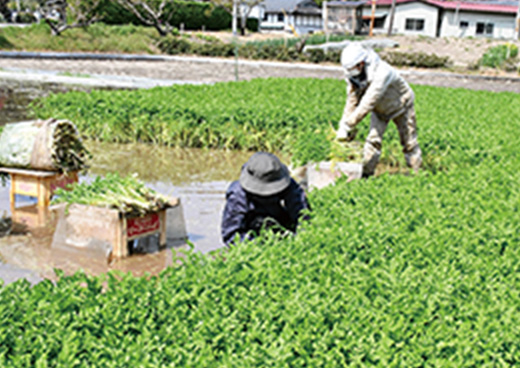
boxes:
[0,118,89,172]
[52,173,171,216]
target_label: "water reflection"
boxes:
[0,224,177,281]
[87,141,247,185]
[0,85,290,281]
[0,140,271,280]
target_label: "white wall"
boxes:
[391,2,438,37]
[260,12,322,34]
[248,5,263,19]
[362,2,438,36]
[361,5,390,34]
[293,14,322,34]
[440,10,516,39]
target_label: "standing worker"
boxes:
[336,42,422,177]
[221,152,310,246]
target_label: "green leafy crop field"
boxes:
[2,79,519,366]
[31,78,520,172]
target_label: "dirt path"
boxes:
[0,55,518,93]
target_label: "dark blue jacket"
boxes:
[221,179,310,246]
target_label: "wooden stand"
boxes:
[0,167,79,228]
[51,199,180,259]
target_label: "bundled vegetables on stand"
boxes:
[51,173,172,216]
[0,118,90,172]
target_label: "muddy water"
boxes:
[0,86,255,280]
[0,140,259,281]
[87,141,256,254]
[0,86,289,282]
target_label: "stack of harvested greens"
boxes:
[0,118,89,172]
[51,173,172,216]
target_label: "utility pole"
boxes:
[232,0,237,36]
[369,0,376,37]
[232,0,239,81]
[387,0,396,36]
[322,1,328,41]
[516,0,520,40]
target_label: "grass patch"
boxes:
[58,72,91,78]
[0,23,159,54]
[0,34,13,49]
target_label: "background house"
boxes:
[255,0,519,39]
[359,0,519,39]
[323,0,365,35]
[258,0,323,34]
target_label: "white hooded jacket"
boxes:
[341,48,414,127]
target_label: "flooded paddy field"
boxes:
[0,140,255,280]
[0,85,257,282]
[0,82,87,125]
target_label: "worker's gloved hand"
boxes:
[336,123,357,142]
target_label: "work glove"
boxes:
[335,122,358,142]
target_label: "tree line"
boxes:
[0,0,262,36]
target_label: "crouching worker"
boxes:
[221,152,310,246]
[336,42,422,177]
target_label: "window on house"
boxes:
[460,21,468,28]
[405,18,425,31]
[476,22,494,35]
[263,12,268,21]
[278,13,284,22]
[374,17,385,29]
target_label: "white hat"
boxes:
[341,42,369,70]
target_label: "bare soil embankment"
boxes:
[0,55,518,93]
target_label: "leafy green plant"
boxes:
[479,43,519,69]
[3,80,520,367]
[32,78,520,173]
[52,173,171,215]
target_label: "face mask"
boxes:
[345,65,361,78]
[348,65,367,90]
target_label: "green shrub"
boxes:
[246,17,258,31]
[479,43,519,69]
[0,34,12,48]
[14,11,37,23]
[156,35,193,55]
[157,35,342,63]
[99,0,257,31]
[304,48,341,64]
[381,51,451,68]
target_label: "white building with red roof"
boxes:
[361,0,519,38]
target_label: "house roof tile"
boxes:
[263,0,316,12]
